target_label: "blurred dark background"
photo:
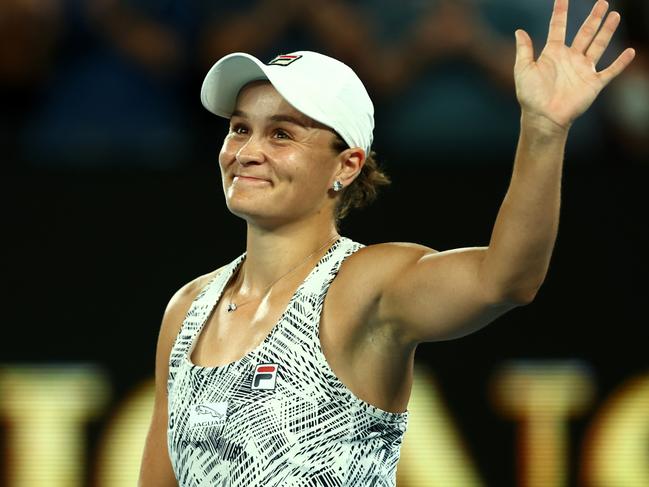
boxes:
[2,0,648,486]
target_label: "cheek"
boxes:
[218,140,238,170]
[290,160,333,195]
[219,139,232,160]
[284,157,317,185]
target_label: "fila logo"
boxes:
[189,401,228,428]
[267,54,302,67]
[252,363,279,390]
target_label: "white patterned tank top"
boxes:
[167,236,409,486]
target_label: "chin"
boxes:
[225,186,320,226]
[227,200,308,230]
[226,198,278,223]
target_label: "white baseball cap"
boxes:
[200,51,374,156]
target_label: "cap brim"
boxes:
[200,53,270,118]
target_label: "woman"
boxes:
[139,1,635,485]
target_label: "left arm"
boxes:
[377,0,635,345]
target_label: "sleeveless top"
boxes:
[167,236,409,486]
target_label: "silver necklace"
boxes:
[226,234,339,312]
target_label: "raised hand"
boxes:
[514,0,635,131]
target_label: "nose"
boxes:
[235,135,265,165]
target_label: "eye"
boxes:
[273,129,291,139]
[231,123,248,135]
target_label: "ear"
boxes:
[333,147,366,187]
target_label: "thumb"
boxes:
[514,29,534,69]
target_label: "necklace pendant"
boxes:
[227,303,237,312]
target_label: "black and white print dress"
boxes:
[167,236,409,486]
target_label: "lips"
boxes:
[233,174,271,183]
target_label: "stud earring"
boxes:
[332,180,344,192]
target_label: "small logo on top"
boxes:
[267,54,302,67]
[252,363,279,390]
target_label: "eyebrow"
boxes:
[231,109,317,130]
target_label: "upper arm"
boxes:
[375,244,527,345]
[138,269,223,487]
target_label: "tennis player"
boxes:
[139,0,635,485]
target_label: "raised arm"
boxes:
[376,0,635,345]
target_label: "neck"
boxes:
[235,219,340,298]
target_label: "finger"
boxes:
[599,47,636,87]
[586,10,621,66]
[515,29,535,68]
[571,0,608,53]
[547,0,569,44]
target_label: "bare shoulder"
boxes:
[332,241,439,307]
[342,241,439,281]
[360,241,438,259]
[168,267,224,310]
[160,266,228,339]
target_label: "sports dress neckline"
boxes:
[167,236,409,486]
[184,236,342,373]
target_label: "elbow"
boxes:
[479,264,546,306]
[486,283,540,307]
[502,285,540,306]
[509,289,538,306]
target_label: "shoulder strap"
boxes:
[167,253,245,383]
[300,236,364,307]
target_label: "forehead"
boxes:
[233,80,328,130]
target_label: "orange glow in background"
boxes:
[0,362,647,486]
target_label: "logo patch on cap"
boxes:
[267,54,302,67]
[252,363,279,390]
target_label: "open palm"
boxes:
[514,0,635,130]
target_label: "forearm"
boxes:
[480,113,569,303]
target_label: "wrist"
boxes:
[520,111,571,140]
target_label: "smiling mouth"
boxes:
[233,176,270,183]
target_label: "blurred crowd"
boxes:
[1,0,646,170]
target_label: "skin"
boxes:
[138,1,635,484]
